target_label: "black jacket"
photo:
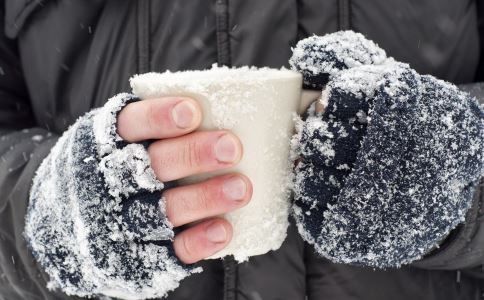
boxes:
[0,1,483,299]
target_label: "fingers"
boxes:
[117,97,202,142]
[174,218,232,264]
[167,172,251,263]
[164,173,252,227]
[148,131,243,182]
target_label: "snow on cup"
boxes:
[130,65,302,261]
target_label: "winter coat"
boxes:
[0,1,484,300]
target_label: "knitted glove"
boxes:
[290,31,484,268]
[289,30,387,89]
[25,94,200,299]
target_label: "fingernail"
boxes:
[223,177,246,201]
[172,100,196,129]
[206,222,227,243]
[214,134,239,163]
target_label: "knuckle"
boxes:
[166,190,191,226]
[180,234,197,262]
[149,143,175,172]
[177,192,194,216]
[197,183,214,212]
[183,139,203,169]
[146,102,158,133]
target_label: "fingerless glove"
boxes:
[25,94,200,299]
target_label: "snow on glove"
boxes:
[25,93,200,300]
[289,30,387,89]
[290,31,484,268]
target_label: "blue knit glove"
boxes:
[290,31,484,268]
[25,94,200,299]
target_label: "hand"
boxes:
[26,93,250,298]
[117,97,253,264]
[291,32,483,268]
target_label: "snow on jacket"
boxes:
[1,1,484,300]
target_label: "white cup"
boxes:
[130,65,302,261]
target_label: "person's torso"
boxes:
[5,0,482,299]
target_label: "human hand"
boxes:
[25,93,252,299]
[117,97,253,264]
[290,31,483,268]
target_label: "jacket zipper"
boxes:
[137,0,151,73]
[223,257,238,300]
[215,0,237,299]
[215,0,232,67]
[338,0,352,30]
[137,0,238,298]
[138,1,236,298]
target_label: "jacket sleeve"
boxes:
[412,83,484,270]
[0,6,198,300]
[0,4,65,299]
